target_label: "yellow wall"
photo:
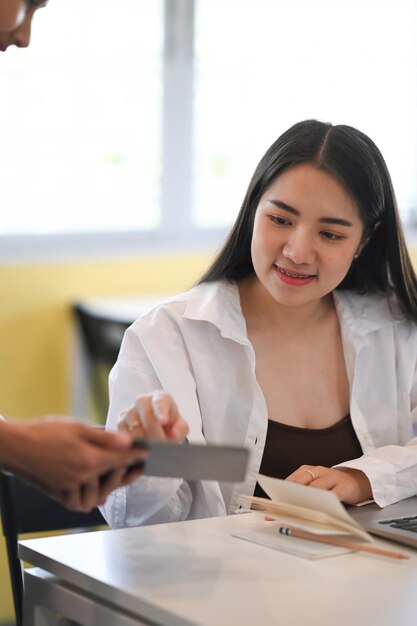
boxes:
[0,251,211,624]
[0,253,211,419]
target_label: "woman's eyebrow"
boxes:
[320,216,354,227]
[266,199,353,227]
[267,199,299,215]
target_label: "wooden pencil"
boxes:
[279,527,409,560]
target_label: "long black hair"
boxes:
[199,119,417,319]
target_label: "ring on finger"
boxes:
[302,469,316,481]
[127,419,141,432]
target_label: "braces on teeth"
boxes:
[280,267,310,279]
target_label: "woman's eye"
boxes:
[269,215,290,226]
[321,231,344,241]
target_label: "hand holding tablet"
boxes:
[119,391,249,483]
[131,438,250,482]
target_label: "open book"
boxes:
[233,474,374,559]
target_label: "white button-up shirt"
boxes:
[102,280,417,528]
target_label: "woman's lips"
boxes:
[274,264,316,286]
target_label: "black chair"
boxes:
[74,305,130,421]
[0,467,106,626]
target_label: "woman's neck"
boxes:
[238,276,334,333]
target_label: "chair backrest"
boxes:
[0,467,105,626]
[74,305,130,420]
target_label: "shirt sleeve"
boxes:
[334,439,417,507]
[335,352,417,508]
[100,325,195,528]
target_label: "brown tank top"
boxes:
[253,414,363,498]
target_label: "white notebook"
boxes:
[232,474,373,559]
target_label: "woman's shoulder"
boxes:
[129,279,237,329]
[334,289,415,335]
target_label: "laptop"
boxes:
[349,496,417,549]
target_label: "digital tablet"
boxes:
[131,439,250,482]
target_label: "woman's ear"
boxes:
[354,239,368,260]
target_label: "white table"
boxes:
[19,512,417,626]
[75,295,171,325]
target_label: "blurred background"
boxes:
[1,0,417,621]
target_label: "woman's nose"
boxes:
[11,15,33,49]
[282,229,316,265]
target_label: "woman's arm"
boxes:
[331,348,417,507]
[100,326,198,528]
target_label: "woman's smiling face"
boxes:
[250,163,365,309]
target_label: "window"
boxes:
[0,0,163,258]
[1,0,416,260]
[193,0,417,229]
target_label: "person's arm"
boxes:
[328,341,417,507]
[101,318,200,528]
[329,439,417,507]
[101,359,194,528]
[285,430,417,507]
[0,418,147,511]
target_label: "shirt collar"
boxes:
[333,290,404,337]
[184,280,250,345]
[183,280,403,344]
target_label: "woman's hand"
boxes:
[118,390,189,442]
[285,465,372,505]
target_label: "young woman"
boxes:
[102,119,417,528]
